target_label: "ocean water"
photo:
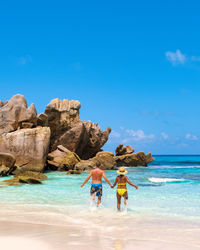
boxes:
[0,155,199,249]
[0,155,199,222]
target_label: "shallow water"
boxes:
[0,156,199,249]
[0,155,199,219]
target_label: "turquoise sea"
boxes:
[0,155,199,221]
[0,155,199,249]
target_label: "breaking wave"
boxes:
[148,177,185,183]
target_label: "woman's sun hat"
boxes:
[117,167,128,175]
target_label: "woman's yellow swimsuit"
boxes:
[117,183,127,196]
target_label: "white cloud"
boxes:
[110,130,120,138]
[161,132,169,140]
[122,138,129,144]
[165,49,186,65]
[126,129,155,141]
[185,133,198,141]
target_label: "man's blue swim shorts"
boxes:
[90,184,102,197]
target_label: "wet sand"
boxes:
[0,216,199,250]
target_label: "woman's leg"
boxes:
[123,191,128,206]
[117,192,121,211]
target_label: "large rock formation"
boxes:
[67,169,82,175]
[81,121,111,159]
[0,95,50,172]
[0,94,155,175]
[3,171,47,186]
[75,151,116,172]
[0,94,37,134]
[0,127,51,172]
[115,151,155,167]
[44,98,111,159]
[0,95,111,174]
[75,150,154,172]
[47,145,80,171]
[95,151,117,170]
[0,152,16,176]
[115,144,134,156]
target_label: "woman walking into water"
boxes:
[112,167,138,211]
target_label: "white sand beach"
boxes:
[0,236,52,250]
[0,215,199,250]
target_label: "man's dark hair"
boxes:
[96,161,101,168]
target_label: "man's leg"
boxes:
[92,193,96,200]
[97,196,101,207]
[96,185,102,207]
[117,192,121,211]
[90,185,96,207]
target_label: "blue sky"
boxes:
[0,0,200,154]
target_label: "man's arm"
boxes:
[112,177,118,188]
[81,171,92,187]
[126,177,138,189]
[102,171,112,187]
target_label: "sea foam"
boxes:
[148,177,185,183]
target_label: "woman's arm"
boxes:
[103,171,112,187]
[112,177,118,188]
[126,177,138,189]
[81,171,92,187]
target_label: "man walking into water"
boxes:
[81,161,112,207]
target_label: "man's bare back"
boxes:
[91,168,104,184]
[81,167,112,186]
